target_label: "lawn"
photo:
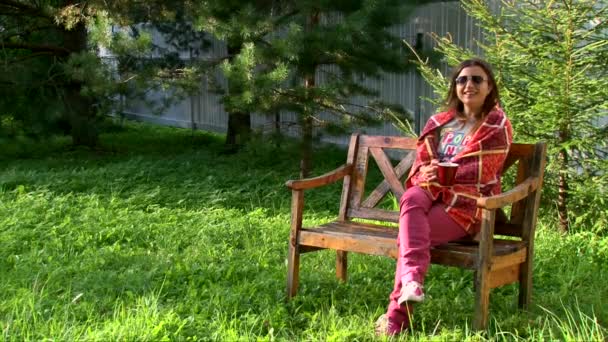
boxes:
[1,122,607,341]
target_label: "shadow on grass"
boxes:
[0,121,349,218]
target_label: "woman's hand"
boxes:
[419,159,439,182]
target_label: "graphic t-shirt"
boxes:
[437,119,475,161]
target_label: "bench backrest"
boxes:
[338,134,546,239]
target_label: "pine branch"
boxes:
[2,50,54,64]
[271,87,384,120]
[0,0,50,18]
[0,25,57,41]
[270,9,299,28]
[0,0,37,11]
[0,72,67,89]
[193,55,232,69]
[244,9,300,49]
[0,42,71,55]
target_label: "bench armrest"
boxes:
[286,164,353,190]
[476,176,540,210]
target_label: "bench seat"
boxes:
[300,221,526,269]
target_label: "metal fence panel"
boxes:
[120,1,498,146]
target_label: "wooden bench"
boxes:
[285,134,546,330]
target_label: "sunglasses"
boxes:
[455,75,487,85]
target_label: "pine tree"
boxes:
[188,0,290,152]
[0,1,97,145]
[410,0,608,233]
[0,0,198,146]
[204,0,438,176]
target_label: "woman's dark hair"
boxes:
[445,58,499,120]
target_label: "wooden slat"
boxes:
[339,134,360,221]
[490,247,527,271]
[348,207,399,223]
[477,176,539,209]
[474,208,496,330]
[290,190,304,241]
[433,240,524,256]
[359,135,417,149]
[520,143,546,243]
[501,154,519,174]
[299,229,397,258]
[444,238,521,247]
[431,249,477,268]
[300,246,325,253]
[507,143,535,158]
[287,189,304,298]
[336,251,347,281]
[431,245,526,270]
[362,151,415,208]
[500,144,534,233]
[369,147,405,199]
[286,164,353,190]
[349,145,369,213]
[319,221,398,237]
[489,264,520,288]
[519,142,547,309]
[510,157,529,225]
[501,144,532,172]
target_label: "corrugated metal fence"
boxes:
[121,1,497,145]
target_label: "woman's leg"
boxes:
[384,186,468,333]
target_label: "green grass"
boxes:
[1,121,606,341]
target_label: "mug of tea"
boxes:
[437,162,458,186]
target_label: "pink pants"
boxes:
[386,186,468,333]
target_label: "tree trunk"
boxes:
[300,115,313,179]
[224,43,251,152]
[225,111,251,151]
[299,10,319,179]
[64,84,98,147]
[300,69,314,178]
[557,147,569,233]
[271,110,283,148]
[62,21,98,147]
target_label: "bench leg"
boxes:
[336,250,347,282]
[287,242,300,299]
[518,259,532,309]
[474,271,491,330]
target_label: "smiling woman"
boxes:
[375,58,513,336]
[446,59,500,122]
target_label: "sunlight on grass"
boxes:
[534,301,605,342]
[1,122,606,340]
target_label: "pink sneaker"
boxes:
[398,281,425,305]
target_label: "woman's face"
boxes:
[455,66,492,114]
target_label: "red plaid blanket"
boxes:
[406,107,513,234]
